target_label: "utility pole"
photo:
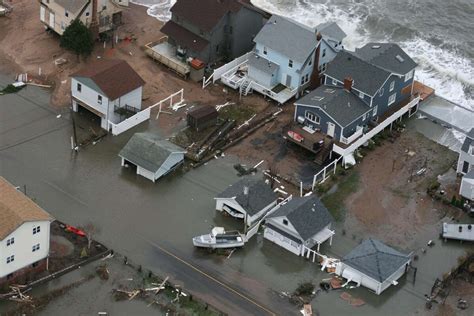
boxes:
[70,107,78,151]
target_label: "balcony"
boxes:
[340,125,364,145]
[144,37,191,77]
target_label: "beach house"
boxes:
[457,128,474,175]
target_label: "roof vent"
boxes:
[372,45,381,49]
[396,55,405,62]
[347,102,351,107]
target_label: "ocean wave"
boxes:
[131,0,176,21]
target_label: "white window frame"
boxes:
[77,83,81,92]
[288,59,293,68]
[389,81,395,92]
[98,95,103,105]
[359,91,364,99]
[33,226,41,235]
[6,255,14,264]
[305,74,309,83]
[263,46,267,55]
[322,48,326,57]
[6,237,14,246]
[388,93,396,106]
[379,87,384,96]
[305,111,320,124]
[373,105,378,117]
[332,78,337,86]
[362,113,367,121]
[404,70,413,82]
[32,244,40,252]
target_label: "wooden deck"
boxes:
[283,124,334,164]
[413,81,435,101]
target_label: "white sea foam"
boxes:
[131,0,176,21]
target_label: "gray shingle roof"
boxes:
[296,86,370,127]
[325,51,391,96]
[217,177,277,216]
[248,53,279,75]
[119,133,185,172]
[254,15,318,64]
[55,0,89,14]
[464,169,474,180]
[355,43,417,75]
[343,238,410,282]
[461,128,474,153]
[269,195,333,241]
[317,22,346,42]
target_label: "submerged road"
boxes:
[0,77,291,315]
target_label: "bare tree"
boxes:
[81,222,100,250]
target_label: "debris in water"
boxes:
[234,164,256,176]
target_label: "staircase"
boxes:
[315,140,334,165]
[239,79,253,97]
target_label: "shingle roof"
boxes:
[317,22,346,42]
[170,0,243,32]
[217,177,278,216]
[355,43,417,75]
[248,53,279,75]
[161,20,210,52]
[0,177,54,240]
[342,238,410,282]
[464,169,474,180]
[254,15,318,64]
[55,0,89,14]
[71,59,145,101]
[269,195,333,241]
[296,86,370,127]
[461,128,474,153]
[188,106,218,120]
[119,133,185,172]
[325,51,391,96]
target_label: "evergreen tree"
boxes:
[60,19,94,59]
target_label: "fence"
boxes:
[311,156,344,190]
[202,52,252,89]
[108,89,184,136]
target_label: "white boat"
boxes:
[192,227,245,249]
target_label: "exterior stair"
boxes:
[315,140,334,165]
[239,79,253,97]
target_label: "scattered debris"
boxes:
[301,304,312,316]
[215,101,234,111]
[54,58,68,66]
[96,264,110,280]
[457,298,468,310]
[234,164,256,176]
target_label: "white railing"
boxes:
[108,89,184,136]
[333,96,420,157]
[250,81,298,104]
[202,52,252,89]
[340,125,364,145]
[311,156,344,190]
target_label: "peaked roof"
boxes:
[71,59,145,100]
[355,43,417,75]
[161,20,210,52]
[170,0,246,32]
[254,15,318,64]
[461,128,474,153]
[55,0,89,14]
[269,195,333,241]
[0,177,54,240]
[317,21,346,42]
[119,133,185,172]
[217,177,278,216]
[296,86,370,127]
[326,51,391,96]
[342,238,410,282]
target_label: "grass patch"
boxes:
[218,105,255,125]
[322,171,360,221]
[0,84,24,94]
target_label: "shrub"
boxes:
[294,282,315,296]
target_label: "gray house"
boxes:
[457,128,474,175]
[316,22,346,76]
[215,177,278,226]
[119,133,186,183]
[291,43,417,149]
[161,0,268,65]
[335,238,411,295]
[264,195,334,255]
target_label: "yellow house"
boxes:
[39,0,129,36]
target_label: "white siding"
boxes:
[136,166,156,182]
[457,150,474,174]
[40,6,46,22]
[263,226,301,255]
[215,198,277,226]
[0,221,51,278]
[460,177,474,201]
[71,78,109,117]
[108,87,143,124]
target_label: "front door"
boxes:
[286,74,292,87]
[327,122,335,138]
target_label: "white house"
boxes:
[119,133,186,183]
[457,128,474,175]
[71,59,145,130]
[460,170,474,201]
[215,177,278,227]
[264,195,334,255]
[335,238,411,295]
[0,177,54,285]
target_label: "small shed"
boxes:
[460,169,474,201]
[335,238,411,295]
[187,106,218,131]
[119,133,186,182]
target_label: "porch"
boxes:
[144,37,191,77]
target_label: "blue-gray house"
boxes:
[291,43,418,152]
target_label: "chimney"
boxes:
[344,77,353,91]
[90,0,99,40]
[308,32,323,90]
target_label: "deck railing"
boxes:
[144,37,190,77]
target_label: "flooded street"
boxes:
[1,73,473,315]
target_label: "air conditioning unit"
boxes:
[297,116,305,124]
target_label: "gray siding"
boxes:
[229,7,264,59]
[372,74,413,117]
[295,105,343,140]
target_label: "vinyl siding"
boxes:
[229,7,264,59]
[372,74,414,117]
[294,104,343,140]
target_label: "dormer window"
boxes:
[404,70,414,82]
[288,59,293,68]
[283,219,288,226]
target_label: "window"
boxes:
[389,81,395,92]
[309,57,312,66]
[463,161,469,173]
[471,146,474,155]
[32,244,40,252]
[359,91,364,99]
[322,48,326,57]
[388,93,396,106]
[283,219,288,226]
[332,78,337,86]
[301,77,305,85]
[379,87,384,96]
[98,95,102,104]
[6,237,14,246]
[33,226,41,234]
[263,46,267,55]
[102,5,107,10]
[305,74,309,83]
[373,105,378,117]
[362,113,367,121]
[6,255,14,264]
[405,70,413,82]
[65,10,68,17]
[305,111,320,124]
[288,59,293,68]
[321,63,327,72]
[86,12,90,17]
[77,83,82,92]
